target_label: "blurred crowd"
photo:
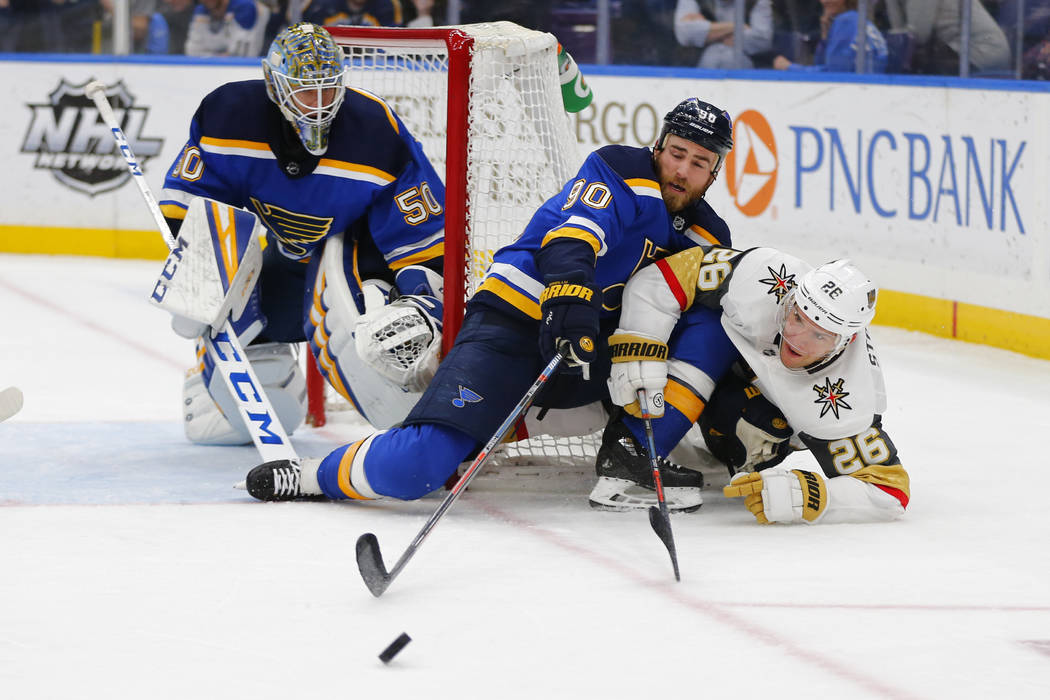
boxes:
[1,0,1047,80]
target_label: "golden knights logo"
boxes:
[812,377,852,419]
[21,79,163,196]
[759,263,796,302]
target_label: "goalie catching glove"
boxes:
[354,294,443,393]
[723,467,828,524]
[539,275,600,373]
[606,330,669,418]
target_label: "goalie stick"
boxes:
[85,80,298,464]
[638,388,681,582]
[356,350,566,597]
[0,386,23,422]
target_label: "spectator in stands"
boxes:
[615,0,688,65]
[302,0,402,27]
[145,0,196,53]
[406,0,432,27]
[2,0,53,52]
[896,0,1010,75]
[993,0,1050,79]
[460,0,550,30]
[772,0,887,73]
[673,0,774,69]
[46,0,103,52]
[184,0,269,56]
[1,0,20,52]
[100,0,157,52]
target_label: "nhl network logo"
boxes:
[21,79,163,196]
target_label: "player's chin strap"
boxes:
[86,80,298,464]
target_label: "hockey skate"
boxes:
[245,458,323,501]
[588,416,703,513]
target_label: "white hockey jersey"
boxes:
[619,246,910,522]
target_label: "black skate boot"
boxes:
[588,414,703,513]
[245,458,323,501]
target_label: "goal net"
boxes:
[311,22,600,469]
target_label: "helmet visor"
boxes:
[778,296,845,371]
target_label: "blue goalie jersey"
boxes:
[472,144,731,321]
[160,80,445,272]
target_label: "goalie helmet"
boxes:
[780,259,878,367]
[262,22,347,156]
[658,98,734,173]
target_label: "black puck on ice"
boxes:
[379,632,412,664]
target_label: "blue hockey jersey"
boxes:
[160,80,445,271]
[472,144,731,321]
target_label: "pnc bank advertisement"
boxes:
[577,75,1048,320]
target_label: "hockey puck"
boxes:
[379,632,411,664]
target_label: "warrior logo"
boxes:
[812,377,852,419]
[22,79,163,196]
[759,263,796,302]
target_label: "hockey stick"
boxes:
[356,351,566,597]
[85,80,298,463]
[0,386,23,422]
[637,388,681,582]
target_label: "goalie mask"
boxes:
[263,22,347,156]
[657,98,734,174]
[778,259,878,372]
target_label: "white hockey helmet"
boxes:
[781,259,878,365]
[262,22,347,156]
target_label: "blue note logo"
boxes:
[452,386,483,408]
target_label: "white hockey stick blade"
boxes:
[0,386,24,422]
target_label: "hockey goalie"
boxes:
[154,22,447,445]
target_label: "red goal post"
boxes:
[307,22,583,428]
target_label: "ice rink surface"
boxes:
[3,253,1050,699]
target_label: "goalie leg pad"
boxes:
[306,233,421,428]
[184,341,306,445]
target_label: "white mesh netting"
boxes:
[329,22,599,470]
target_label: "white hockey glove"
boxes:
[735,417,792,473]
[723,467,828,524]
[354,294,443,393]
[606,330,669,418]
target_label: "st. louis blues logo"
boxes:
[452,386,483,408]
[759,264,796,302]
[812,377,852,419]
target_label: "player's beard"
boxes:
[657,165,711,213]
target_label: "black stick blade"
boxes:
[648,506,681,582]
[356,533,392,597]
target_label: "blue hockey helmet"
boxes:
[657,98,734,173]
[262,22,347,155]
